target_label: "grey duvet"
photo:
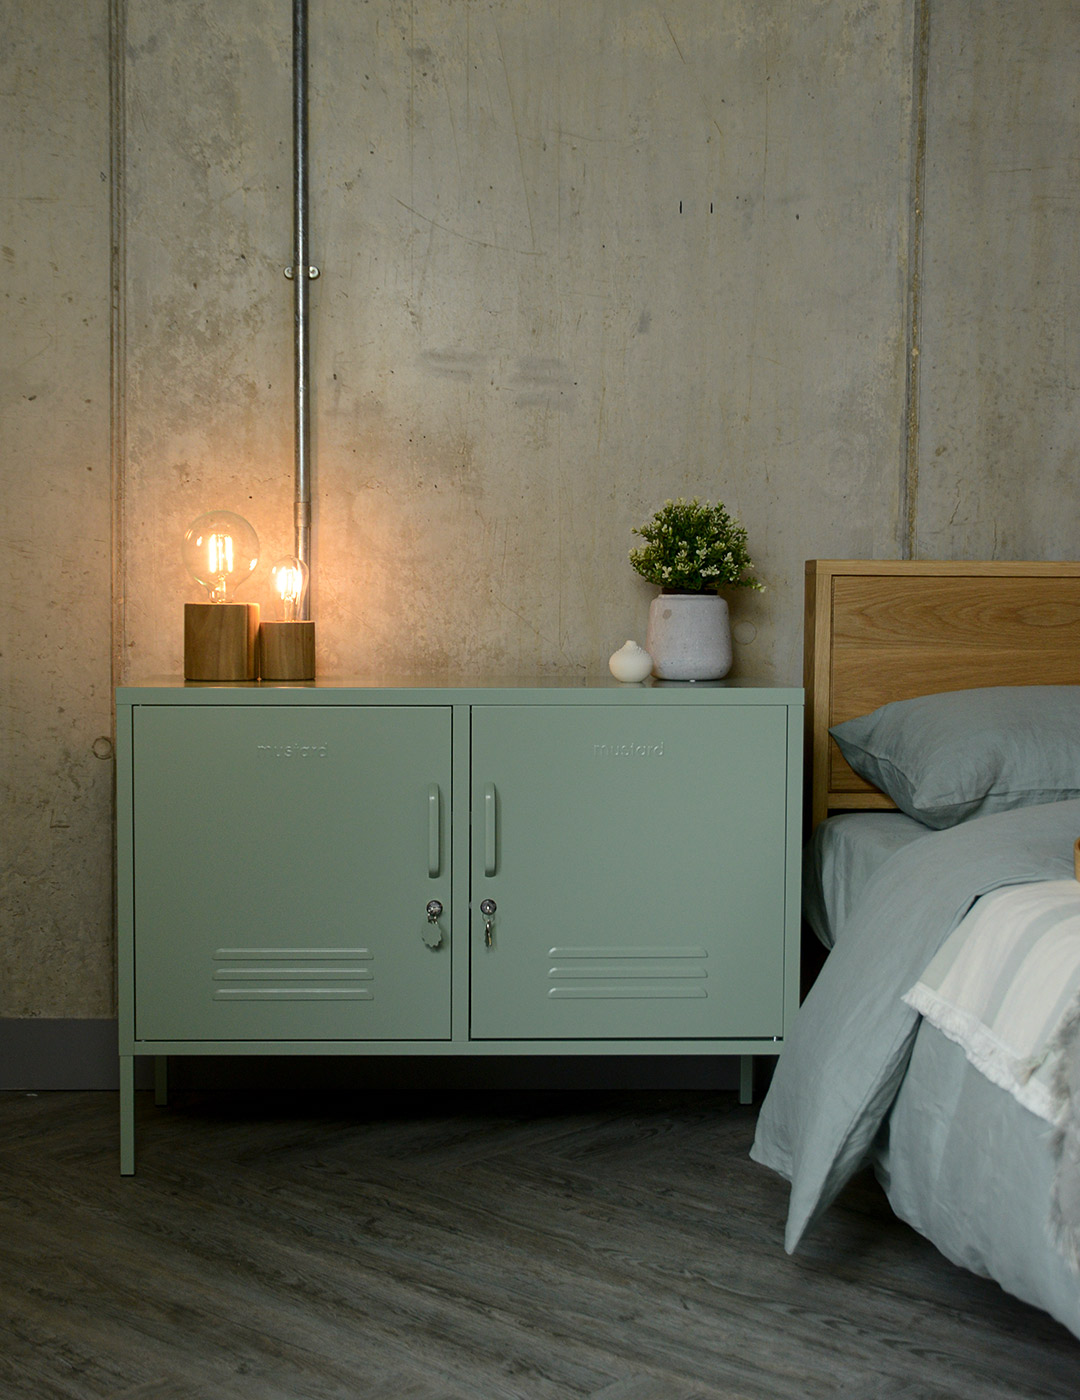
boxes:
[751,799,1080,1339]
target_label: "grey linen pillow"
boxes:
[829,685,1080,829]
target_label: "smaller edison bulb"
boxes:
[182,511,259,603]
[270,556,309,622]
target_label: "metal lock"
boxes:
[423,899,444,950]
[480,898,497,947]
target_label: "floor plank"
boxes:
[0,1089,1077,1399]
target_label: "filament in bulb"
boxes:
[206,532,235,601]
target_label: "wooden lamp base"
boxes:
[184,602,260,681]
[259,620,316,681]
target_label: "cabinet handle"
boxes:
[484,782,497,876]
[428,784,441,877]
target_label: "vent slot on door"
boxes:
[546,945,708,1000]
[212,947,374,1002]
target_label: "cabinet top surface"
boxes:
[117,675,803,705]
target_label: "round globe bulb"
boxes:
[182,511,260,603]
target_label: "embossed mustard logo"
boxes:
[256,743,329,760]
[593,741,665,758]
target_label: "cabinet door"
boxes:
[470,704,789,1040]
[132,705,451,1041]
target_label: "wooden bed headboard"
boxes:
[805,559,1080,830]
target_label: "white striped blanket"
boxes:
[903,880,1080,1125]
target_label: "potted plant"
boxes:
[629,498,763,680]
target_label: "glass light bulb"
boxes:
[182,511,260,602]
[270,555,309,621]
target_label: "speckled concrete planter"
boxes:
[645,592,732,680]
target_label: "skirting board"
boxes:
[0,1019,150,1091]
[0,1020,754,1094]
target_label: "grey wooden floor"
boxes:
[2,1087,1078,1400]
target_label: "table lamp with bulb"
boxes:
[259,555,316,680]
[182,510,261,680]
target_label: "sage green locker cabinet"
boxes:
[118,682,801,1173]
[130,704,452,1041]
[469,705,787,1040]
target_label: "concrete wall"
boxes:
[1,1,115,1019]
[914,0,1080,558]
[2,0,1078,1025]
[123,0,914,689]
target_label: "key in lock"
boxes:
[423,899,443,950]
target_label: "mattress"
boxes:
[803,811,931,948]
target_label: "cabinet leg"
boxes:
[739,1055,754,1105]
[120,1055,135,1176]
[154,1056,169,1107]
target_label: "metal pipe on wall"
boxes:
[289,0,316,617]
